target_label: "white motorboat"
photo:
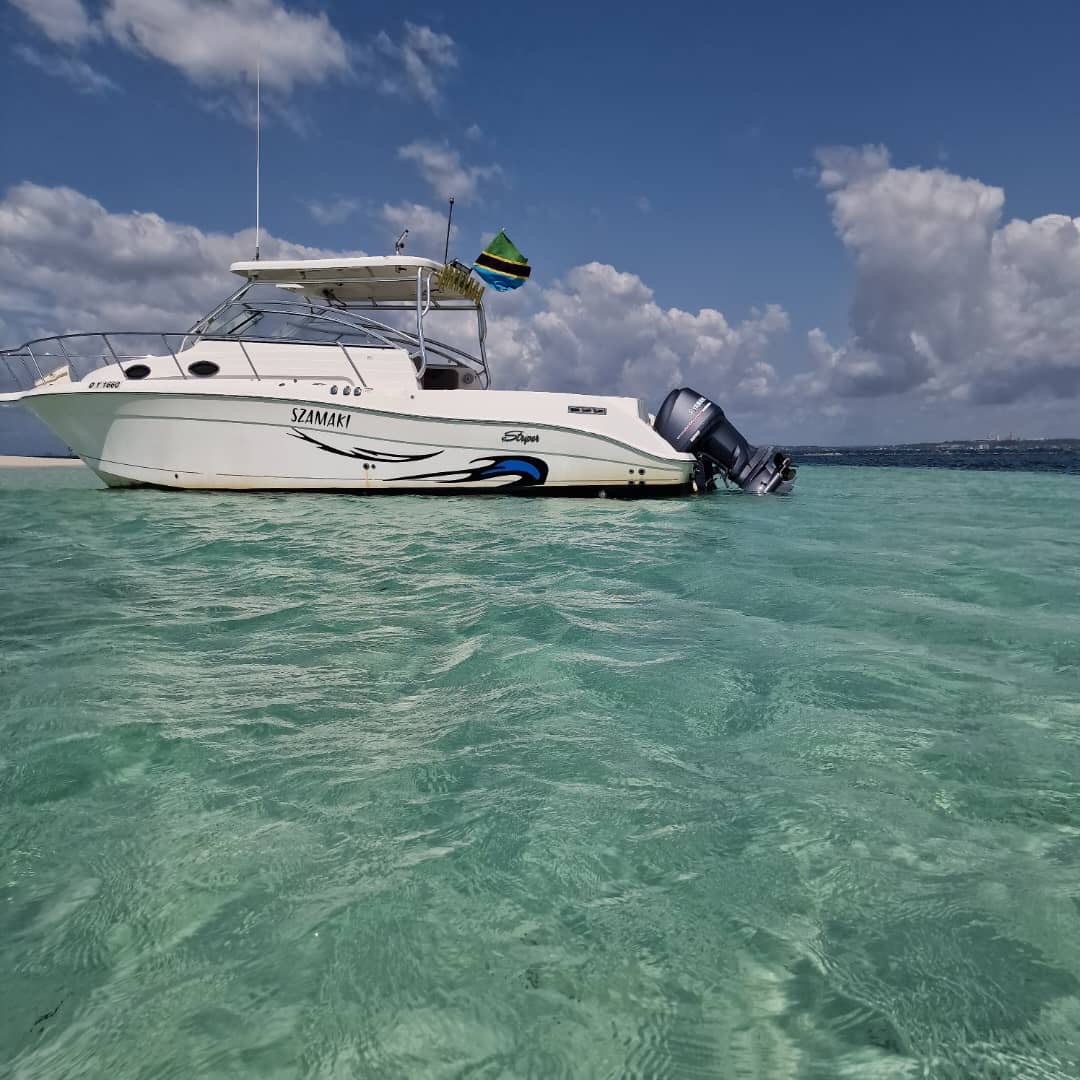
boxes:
[0,256,795,496]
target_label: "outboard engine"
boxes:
[654,387,796,494]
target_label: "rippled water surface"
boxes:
[3,464,1080,1079]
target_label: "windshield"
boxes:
[189,281,491,387]
[196,299,390,348]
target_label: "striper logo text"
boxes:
[502,430,539,445]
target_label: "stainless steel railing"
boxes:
[1,332,189,391]
[0,326,490,393]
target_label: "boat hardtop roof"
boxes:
[229,256,482,306]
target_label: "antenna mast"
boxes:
[254,58,261,260]
[443,196,455,264]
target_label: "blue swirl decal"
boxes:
[389,455,548,488]
[479,458,543,481]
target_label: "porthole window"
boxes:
[124,363,151,380]
[187,359,220,377]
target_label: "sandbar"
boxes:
[0,456,86,468]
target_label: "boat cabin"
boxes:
[1,257,491,395]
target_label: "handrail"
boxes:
[100,334,127,380]
[1,328,480,362]
[236,340,261,380]
[337,342,367,387]
[414,268,426,378]
[24,342,44,380]
[161,334,186,377]
[0,331,487,388]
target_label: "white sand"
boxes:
[0,455,87,468]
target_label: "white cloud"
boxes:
[8,0,98,45]
[305,196,359,226]
[803,144,1080,405]
[398,140,501,204]
[9,5,460,123]
[14,43,118,94]
[101,0,349,93]
[465,123,482,141]
[815,143,891,189]
[379,202,456,262]
[10,0,352,97]
[400,22,456,106]
[636,195,652,214]
[372,21,457,107]
[0,181,340,344]
[486,262,789,406]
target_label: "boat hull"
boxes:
[19,385,696,496]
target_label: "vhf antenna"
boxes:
[443,196,455,264]
[254,57,261,260]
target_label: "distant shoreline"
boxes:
[0,456,86,468]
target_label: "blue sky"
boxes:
[4,0,1080,449]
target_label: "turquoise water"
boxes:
[3,464,1080,1079]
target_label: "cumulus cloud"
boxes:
[398,140,501,204]
[804,144,1080,406]
[101,0,349,94]
[485,262,789,406]
[14,42,117,94]
[10,4,459,122]
[8,0,98,45]
[10,0,349,96]
[0,182,341,345]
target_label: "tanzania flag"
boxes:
[473,230,531,291]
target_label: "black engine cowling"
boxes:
[653,387,796,495]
